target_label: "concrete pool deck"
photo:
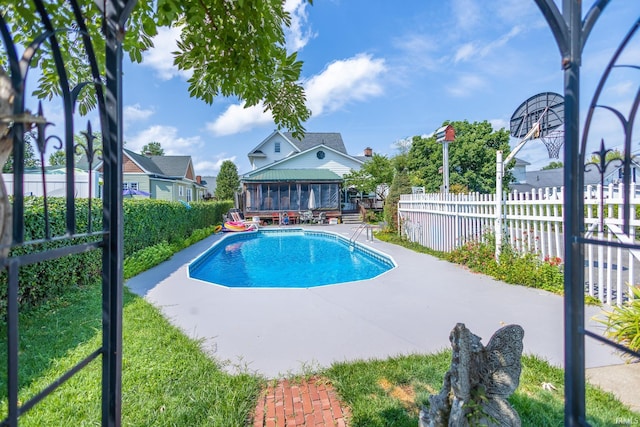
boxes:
[126,223,636,406]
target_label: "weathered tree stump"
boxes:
[419,323,524,427]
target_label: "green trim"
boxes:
[243,169,342,182]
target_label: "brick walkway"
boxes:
[252,377,350,427]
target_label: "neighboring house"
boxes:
[1,166,99,198]
[510,159,640,193]
[200,175,217,199]
[510,158,530,184]
[241,131,370,221]
[86,149,207,202]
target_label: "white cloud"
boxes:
[206,104,273,137]
[490,118,508,131]
[454,26,523,64]
[284,0,315,51]
[446,74,486,97]
[393,34,442,72]
[304,53,387,116]
[126,125,202,155]
[204,53,387,137]
[123,104,154,130]
[479,25,523,57]
[451,0,482,32]
[194,156,237,176]
[142,26,191,81]
[454,43,477,63]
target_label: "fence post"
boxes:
[495,150,503,260]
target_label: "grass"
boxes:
[323,352,638,427]
[1,226,638,425]
[0,282,263,426]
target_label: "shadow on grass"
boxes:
[325,353,638,427]
[0,281,135,413]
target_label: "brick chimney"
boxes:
[196,175,201,184]
[364,147,373,157]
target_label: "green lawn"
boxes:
[0,283,263,426]
[323,352,637,427]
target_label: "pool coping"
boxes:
[126,223,626,379]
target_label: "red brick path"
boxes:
[252,377,350,427]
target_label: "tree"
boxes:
[141,142,164,156]
[2,1,311,136]
[589,148,624,165]
[48,150,66,166]
[405,120,512,194]
[2,135,40,173]
[541,161,564,170]
[383,168,412,232]
[48,132,103,166]
[214,161,240,201]
[343,153,394,203]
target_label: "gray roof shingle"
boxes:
[148,155,192,177]
[283,132,347,154]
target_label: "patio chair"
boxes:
[314,212,327,224]
[271,212,280,225]
[299,211,313,224]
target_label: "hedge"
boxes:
[0,197,233,317]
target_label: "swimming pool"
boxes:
[188,228,396,288]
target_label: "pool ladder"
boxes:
[349,223,374,247]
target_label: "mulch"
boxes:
[252,377,350,427]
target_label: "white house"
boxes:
[241,131,370,222]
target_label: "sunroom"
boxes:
[240,169,343,224]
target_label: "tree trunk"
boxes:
[0,67,15,258]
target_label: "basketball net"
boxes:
[541,130,564,159]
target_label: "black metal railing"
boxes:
[535,1,639,425]
[0,1,133,425]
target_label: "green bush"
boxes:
[122,199,231,256]
[0,197,232,318]
[123,242,174,280]
[447,237,565,294]
[597,286,640,356]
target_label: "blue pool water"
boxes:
[188,229,395,288]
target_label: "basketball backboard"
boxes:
[510,92,564,139]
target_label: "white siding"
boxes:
[252,135,298,169]
[271,150,361,177]
[2,171,100,198]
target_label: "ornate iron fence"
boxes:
[533,1,639,424]
[0,1,134,425]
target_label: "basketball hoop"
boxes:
[540,128,564,159]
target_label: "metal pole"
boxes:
[495,151,503,260]
[442,142,449,194]
[102,1,136,426]
[563,0,586,422]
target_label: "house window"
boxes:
[187,188,192,202]
[275,142,280,153]
[178,186,184,197]
[122,182,129,190]
[129,182,138,191]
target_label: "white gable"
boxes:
[270,147,362,177]
[249,132,298,169]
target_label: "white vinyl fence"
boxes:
[1,171,100,198]
[398,183,640,306]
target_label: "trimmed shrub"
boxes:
[0,197,232,318]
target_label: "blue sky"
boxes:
[42,1,640,176]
